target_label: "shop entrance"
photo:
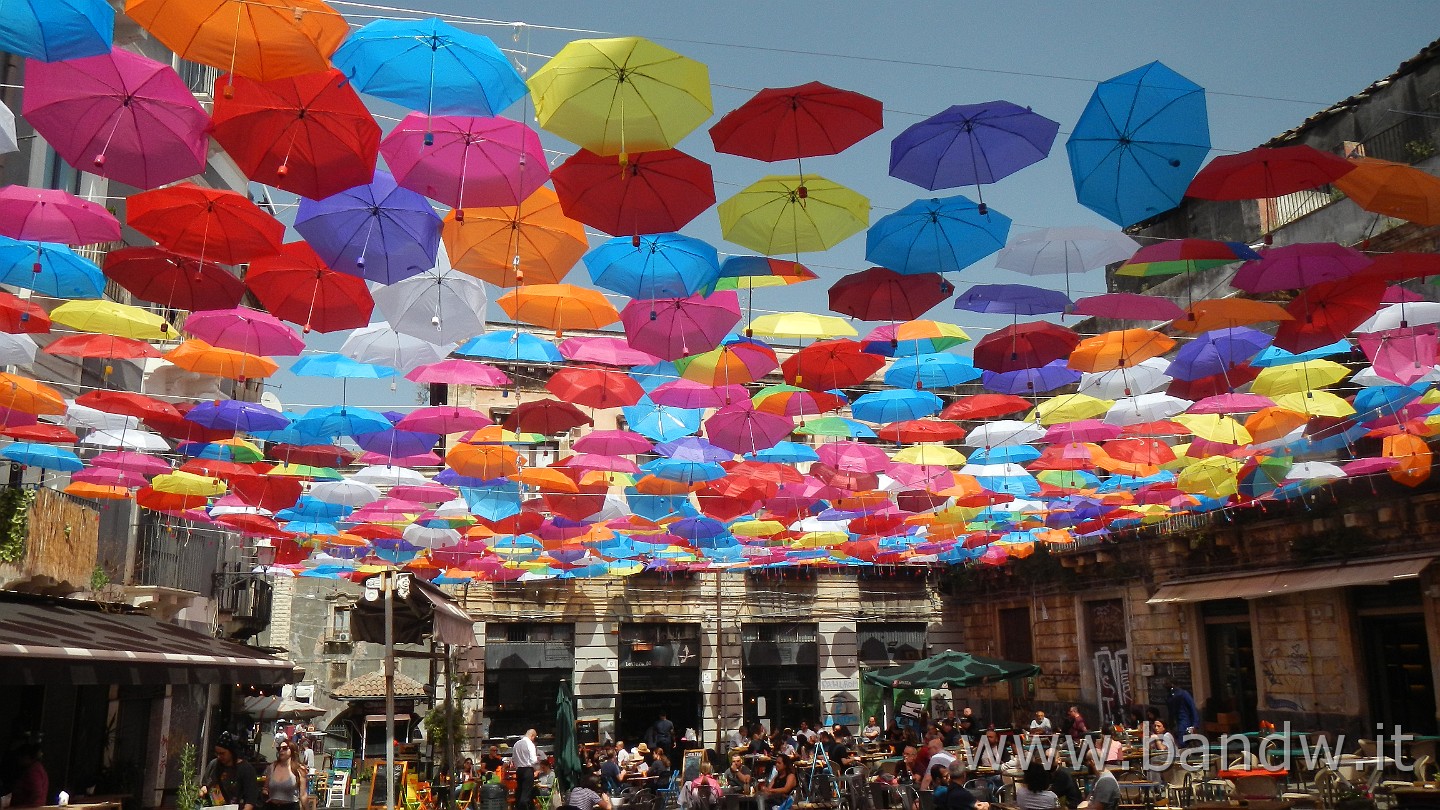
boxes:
[1203,602,1258,732]
[1362,614,1437,734]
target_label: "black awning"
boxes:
[0,593,298,686]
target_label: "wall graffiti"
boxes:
[1093,647,1131,725]
[1259,643,1310,712]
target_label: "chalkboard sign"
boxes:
[366,761,408,810]
[1147,662,1193,705]
[681,749,704,782]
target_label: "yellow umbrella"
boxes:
[527,36,712,157]
[731,520,786,538]
[1250,360,1350,398]
[151,471,227,497]
[1176,456,1243,498]
[50,300,171,340]
[749,312,857,339]
[1161,444,1197,471]
[1031,393,1114,425]
[892,444,967,466]
[793,531,847,548]
[718,175,869,255]
[1172,413,1253,444]
[1273,390,1356,418]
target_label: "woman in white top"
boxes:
[1014,762,1058,810]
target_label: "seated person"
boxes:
[1049,766,1083,809]
[928,765,951,798]
[536,759,556,796]
[759,756,796,810]
[1078,767,1119,810]
[863,718,883,743]
[1015,762,1058,810]
[600,754,626,794]
[680,762,722,810]
[563,774,612,810]
[723,754,751,793]
[941,769,989,810]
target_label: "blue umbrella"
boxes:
[434,469,497,488]
[889,100,1060,190]
[642,457,726,485]
[621,401,703,441]
[953,283,1072,316]
[885,353,981,389]
[968,445,1042,465]
[585,232,720,299]
[625,488,695,522]
[1250,339,1354,367]
[748,441,820,464]
[0,0,112,62]
[851,389,944,423]
[291,353,398,378]
[185,400,290,433]
[1066,61,1210,227]
[332,17,526,117]
[455,329,562,363]
[291,406,393,438]
[1,442,82,471]
[282,520,340,536]
[0,237,104,298]
[981,360,1080,394]
[294,170,441,285]
[670,516,729,543]
[865,196,1011,275]
[461,482,523,522]
[1165,327,1270,381]
[629,362,681,392]
[277,496,352,522]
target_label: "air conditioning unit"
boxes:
[332,631,351,643]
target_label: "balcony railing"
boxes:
[132,514,223,595]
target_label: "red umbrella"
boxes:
[3,424,78,444]
[75,390,181,421]
[229,474,304,513]
[544,366,644,409]
[709,81,884,161]
[551,148,715,237]
[940,394,1031,420]
[781,339,886,391]
[103,246,246,311]
[44,333,160,360]
[875,419,967,443]
[1187,145,1356,201]
[146,408,235,444]
[1274,275,1386,353]
[211,68,381,200]
[1362,252,1440,282]
[1167,363,1260,400]
[970,322,1080,373]
[245,242,375,333]
[0,292,51,334]
[268,443,356,468]
[827,267,955,321]
[503,399,593,435]
[128,184,284,265]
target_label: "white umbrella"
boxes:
[790,516,850,533]
[0,333,36,365]
[350,464,427,487]
[81,428,171,452]
[65,402,140,432]
[1103,393,1192,426]
[341,323,451,373]
[994,226,1140,276]
[962,420,1045,447]
[1076,358,1172,399]
[1286,461,1345,481]
[1355,302,1440,333]
[145,364,228,403]
[959,462,1032,478]
[372,251,488,345]
[433,498,471,519]
[310,479,382,507]
[0,103,17,155]
[402,523,461,548]
[591,493,629,522]
[210,503,271,518]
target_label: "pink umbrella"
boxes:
[405,358,511,387]
[1383,286,1426,304]
[1070,292,1186,322]
[568,453,642,474]
[389,483,459,503]
[650,380,749,409]
[395,405,494,434]
[705,401,794,455]
[380,112,548,209]
[558,336,661,367]
[1041,419,1122,444]
[0,408,39,429]
[816,440,892,473]
[0,186,120,245]
[887,463,955,490]
[571,430,653,455]
[360,450,440,467]
[22,48,209,190]
[1187,393,1278,414]
[91,450,171,477]
[1230,243,1373,294]
[72,467,147,488]
[1359,326,1438,385]
[184,307,306,356]
[621,291,742,360]
[1345,457,1401,476]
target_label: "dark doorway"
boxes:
[1362,614,1438,734]
[617,669,700,752]
[741,673,819,734]
[1205,620,1258,731]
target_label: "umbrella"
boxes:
[496,285,620,335]
[1172,299,1293,333]
[2,442,83,472]
[1077,357,1172,399]
[0,374,66,415]
[1069,293,1186,322]
[1166,327,1271,381]
[373,264,488,345]
[749,312,857,340]
[1230,243,1372,294]
[184,307,305,356]
[674,337,777,385]
[621,291,741,361]
[380,112,548,209]
[585,233,720,298]
[294,170,442,284]
[504,400,592,435]
[245,242,374,333]
[545,366,644,409]
[406,359,509,387]
[527,36,712,156]
[1069,329,1175,373]
[971,322,1080,374]
[1115,239,1262,278]
[0,186,119,245]
[554,681,582,793]
[210,68,380,200]
[1333,156,1440,225]
[0,292,49,334]
[1357,302,1440,333]
[443,187,587,288]
[165,340,278,380]
[1066,61,1210,227]
[982,361,1080,395]
[552,148,715,237]
[22,46,210,189]
[340,325,446,374]
[0,0,112,62]
[455,330,562,364]
[621,401,703,441]
[889,100,1059,191]
[752,384,846,417]
[718,175,869,255]
[125,0,347,81]
[395,406,493,435]
[45,333,158,361]
[828,267,954,321]
[852,390,944,423]
[332,17,525,117]
[51,299,170,339]
[884,353,981,390]
[127,183,284,265]
[863,320,971,357]
[186,400,289,433]
[0,333,36,365]
[104,247,245,312]
[705,402,794,454]
[1188,144,1356,201]
[993,226,1139,296]
[709,256,818,291]
[781,339,885,390]
[0,237,104,299]
[953,283,1071,316]
[710,81,882,164]
[865,195,1010,275]
[1274,276,1386,353]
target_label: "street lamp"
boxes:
[254,539,277,569]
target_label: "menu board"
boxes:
[366,761,408,810]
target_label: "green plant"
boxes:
[177,744,201,810]
[423,671,473,772]
[90,565,111,592]
[1405,139,1438,162]
[0,486,35,563]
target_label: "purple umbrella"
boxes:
[22,48,209,190]
[184,399,290,433]
[655,436,734,462]
[954,283,1072,316]
[1230,242,1373,294]
[380,112,548,209]
[650,380,749,409]
[981,360,1080,394]
[705,402,794,455]
[294,170,441,284]
[1166,327,1271,381]
[621,291,742,360]
[353,427,441,459]
[889,100,1060,190]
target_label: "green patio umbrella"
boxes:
[862,649,1040,689]
[554,681,583,795]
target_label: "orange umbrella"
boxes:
[443,187,588,288]
[64,481,131,500]
[1171,298,1293,333]
[634,475,699,496]
[125,0,348,82]
[164,339,279,380]
[496,284,620,336]
[1245,407,1309,444]
[446,443,521,478]
[512,466,581,494]
[0,373,66,415]
[1384,433,1432,487]
[1333,157,1440,226]
[1068,329,1175,373]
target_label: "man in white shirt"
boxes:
[513,729,539,810]
[923,739,956,790]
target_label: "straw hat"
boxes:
[636,743,650,754]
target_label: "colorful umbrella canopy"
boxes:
[0,186,119,245]
[719,175,869,255]
[1115,239,1261,278]
[866,195,1010,275]
[294,170,442,284]
[1274,276,1386,353]
[675,337,777,385]
[165,339,279,380]
[829,267,954,322]
[0,237,104,299]
[889,100,1059,191]
[1070,329,1176,373]
[103,247,245,312]
[972,322,1081,374]
[127,183,284,265]
[709,256,818,292]
[373,266,488,345]
[585,232,720,298]
[994,226,1139,285]
[0,0,112,62]
[380,112,548,209]
[443,187,587,288]
[1188,144,1356,201]
[749,312,858,340]
[125,0,347,82]
[782,339,885,391]
[22,46,210,189]
[621,291,741,361]
[709,81,883,162]
[545,365,644,409]
[456,330,562,364]
[1066,61,1210,227]
[406,359,509,387]
[552,148,715,237]
[184,307,305,356]
[245,242,374,334]
[705,402,793,454]
[1070,293,1186,322]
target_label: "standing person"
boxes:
[1065,707,1089,743]
[513,729,539,810]
[1165,681,1199,741]
[6,743,48,808]
[202,736,261,810]
[262,740,307,810]
[759,756,795,810]
[650,713,676,754]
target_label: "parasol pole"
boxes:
[385,568,396,810]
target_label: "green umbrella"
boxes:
[554,681,583,795]
[861,649,1040,690]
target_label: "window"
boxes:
[44,147,81,194]
[856,623,927,664]
[327,661,349,688]
[619,623,701,667]
[330,605,352,641]
[998,607,1034,664]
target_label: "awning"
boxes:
[1147,555,1433,604]
[352,576,475,647]
[0,594,298,686]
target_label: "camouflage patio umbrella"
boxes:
[861,649,1040,689]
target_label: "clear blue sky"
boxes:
[265,0,1440,411]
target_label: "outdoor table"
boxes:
[1190,801,1294,810]
[1218,769,1290,779]
[1390,785,1440,807]
[40,803,122,810]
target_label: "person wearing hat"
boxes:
[202,736,260,810]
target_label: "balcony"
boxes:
[0,484,103,594]
[132,513,223,595]
[214,568,273,641]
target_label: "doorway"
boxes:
[1204,620,1258,731]
[1362,614,1437,734]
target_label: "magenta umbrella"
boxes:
[405,358,511,387]
[380,112,548,209]
[1070,292,1186,322]
[1383,286,1426,304]
[572,430,653,455]
[73,467,147,488]
[360,450,439,467]
[557,336,662,367]
[1230,243,1373,294]
[390,483,459,503]
[395,405,494,434]
[887,463,954,490]
[0,186,120,244]
[1187,393,1277,414]
[705,401,793,455]
[183,307,306,356]
[1359,327,1437,385]
[22,48,209,190]
[650,380,749,409]
[91,450,171,477]
[1041,419,1122,444]
[816,440,892,473]
[1345,457,1400,477]
[621,291,742,361]
[568,453,642,474]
